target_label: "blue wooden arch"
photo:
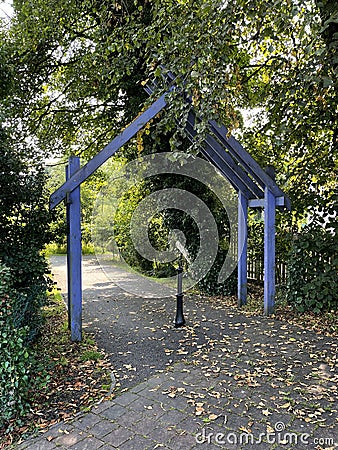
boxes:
[50,72,290,341]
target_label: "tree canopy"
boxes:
[3,0,336,220]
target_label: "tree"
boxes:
[6,0,336,213]
[0,26,53,432]
[5,0,337,300]
[0,27,52,339]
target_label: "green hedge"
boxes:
[286,211,337,313]
[0,264,43,430]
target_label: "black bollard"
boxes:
[174,266,185,328]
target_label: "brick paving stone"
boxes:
[194,429,241,449]
[125,415,161,437]
[128,382,149,394]
[249,420,270,437]
[104,425,133,448]
[17,440,58,450]
[265,412,295,428]
[100,404,127,421]
[163,396,189,412]
[140,390,166,403]
[191,443,223,450]
[114,409,143,427]
[125,396,155,414]
[241,442,278,449]
[85,419,119,438]
[114,392,139,407]
[179,418,204,435]
[147,423,183,445]
[92,400,116,414]
[118,434,152,449]
[41,424,75,439]
[159,409,190,427]
[312,430,337,449]
[75,412,102,430]
[151,380,179,394]
[139,400,170,419]
[53,430,87,447]
[64,436,105,450]
[223,413,250,432]
[167,431,197,450]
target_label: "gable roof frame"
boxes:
[50,70,291,341]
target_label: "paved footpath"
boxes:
[16,256,337,449]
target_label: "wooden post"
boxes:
[264,187,276,315]
[238,192,248,306]
[65,165,71,330]
[67,156,82,341]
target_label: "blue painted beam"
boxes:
[65,164,71,331]
[184,113,263,199]
[144,67,290,210]
[249,197,286,208]
[67,156,82,341]
[184,118,249,197]
[238,192,248,306]
[50,93,168,209]
[264,188,276,315]
[188,112,263,198]
[209,120,291,210]
[145,76,290,207]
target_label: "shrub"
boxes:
[197,250,237,296]
[0,264,37,430]
[286,205,338,313]
[0,130,52,340]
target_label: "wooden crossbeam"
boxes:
[208,120,291,209]
[144,75,290,209]
[50,93,168,210]
[184,111,264,199]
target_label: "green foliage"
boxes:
[6,1,337,214]
[113,178,154,273]
[286,200,338,312]
[0,28,52,434]
[0,130,52,339]
[80,350,104,362]
[4,0,337,301]
[0,264,46,431]
[197,254,238,296]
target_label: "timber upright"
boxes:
[65,156,82,342]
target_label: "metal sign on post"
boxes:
[174,265,185,328]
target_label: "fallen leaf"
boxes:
[208,414,218,420]
[280,402,291,409]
